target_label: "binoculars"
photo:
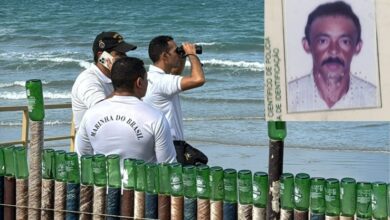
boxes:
[176,45,202,57]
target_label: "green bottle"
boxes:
[93,154,107,187]
[14,147,29,179]
[4,146,15,177]
[372,182,387,219]
[356,182,372,219]
[25,79,45,121]
[280,173,294,210]
[0,147,4,176]
[107,154,121,188]
[238,169,253,205]
[183,165,197,198]
[145,162,159,194]
[123,158,136,189]
[294,173,310,211]
[210,166,224,201]
[388,183,390,219]
[135,160,145,191]
[80,155,93,186]
[55,150,67,182]
[196,164,210,199]
[66,152,80,184]
[169,162,183,196]
[340,177,356,217]
[224,168,237,203]
[42,149,55,179]
[158,163,170,195]
[325,178,340,216]
[253,172,268,208]
[310,177,325,214]
[268,121,286,141]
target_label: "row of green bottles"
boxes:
[0,146,29,179]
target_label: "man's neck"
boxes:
[112,91,141,99]
[313,72,350,108]
[153,62,171,74]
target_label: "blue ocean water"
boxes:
[0,0,388,180]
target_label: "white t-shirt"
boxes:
[288,73,378,113]
[143,65,184,140]
[71,63,114,129]
[75,96,177,166]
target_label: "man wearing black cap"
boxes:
[72,31,137,130]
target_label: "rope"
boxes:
[93,186,106,220]
[106,187,121,219]
[294,209,308,220]
[223,202,237,220]
[252,206,266,220]
[4,176,16,220]
[54,180,67,219]
[184,197,197,220]
[0,176,4,218]
[121,189,134,218]
[134,191,145,219]
[280,209,293,220]
[197,198,210,220]
[16,179,28,220]
[171,196,184,220]
[79,184,93,220]
[28,120,43,219]
[66,182,80,219]
[158,194,171,220]
[310,213,325,220]
[0,203,162,219]
[238,203,252,220]
[210,200,222,220]
[145,193,158,219]
[41,178,54,220]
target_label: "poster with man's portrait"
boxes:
[264,0,390,121]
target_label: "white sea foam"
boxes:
[0,28,16,36]
[186,59,264,71]
[0,120,70,126]
[0,91,70,100]
[0,80,49,88]
[196,42,217,46]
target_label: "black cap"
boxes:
[92,32,137,55]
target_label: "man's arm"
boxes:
[79,79,108,108]
[75,118,94,156]
[179,43,206,91]
[153,115,177,163]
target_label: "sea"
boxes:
[0,0,389,181]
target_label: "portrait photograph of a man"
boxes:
[284,0,381,113]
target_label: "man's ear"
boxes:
[97,51,103,58]
[302,37,311,53]
[135,77,142,88]
[354,40,363,55]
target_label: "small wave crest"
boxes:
[0,80,49,88]
[0,91,71,100]
[186,59,263,71]
[196,42,217,46]
[184,116,264,121]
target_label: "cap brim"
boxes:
[113,42,137,53]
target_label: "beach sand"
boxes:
[196,142,390,183]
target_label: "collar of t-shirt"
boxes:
[110,95,140,103]
[149,65,167,75]
[92,63,112,84]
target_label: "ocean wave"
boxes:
[187,59,263,71]
[181,95,263,104]
[0,51,91,69]
[196,42,217,46]
[0,80,49,88]
[0,120,71,126]
[0,91,71,100]
[184,116,264,121]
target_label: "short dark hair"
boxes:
[304,1,361,44]
[148,35,174,63]
[111,57,146,92]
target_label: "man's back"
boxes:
[71,63,113,129]
[76,96,176,163]
[143,65,184,140]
